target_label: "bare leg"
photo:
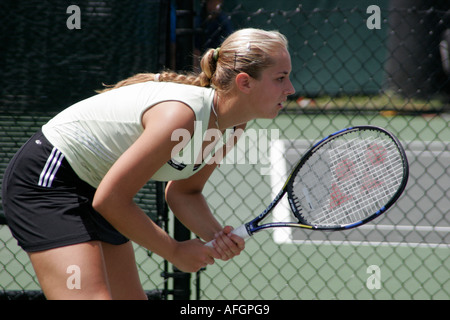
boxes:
[28,241,112,300]
[101,241,147,300]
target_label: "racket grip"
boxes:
[204,224,250,248]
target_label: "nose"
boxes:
[285,79,296,96]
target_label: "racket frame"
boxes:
[240,125,409,237]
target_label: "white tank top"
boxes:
[42,81,216,187]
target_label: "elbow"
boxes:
[92,193,107,214]
[93,188,135,216]
[92,190,117,215]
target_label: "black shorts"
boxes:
[1,130,128,252]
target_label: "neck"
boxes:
[213,92,253,130]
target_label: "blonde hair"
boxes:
[97,28,288,94]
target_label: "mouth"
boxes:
[277,100,287,108]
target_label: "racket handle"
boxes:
[204,224,250,248]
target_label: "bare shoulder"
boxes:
[142,101,196,134]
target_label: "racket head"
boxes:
[286,126,409,230]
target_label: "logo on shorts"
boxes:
[38,147,65,188]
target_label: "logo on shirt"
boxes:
[167,159,187,171]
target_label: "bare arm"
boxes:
[165,123,247,259]
[165,164,222,242]
[92,102,220,272]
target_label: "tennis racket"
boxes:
[206,125,409,247]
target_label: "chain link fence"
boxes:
[197,0,449,300]
[1,0,449,300]
[0,0,172,299]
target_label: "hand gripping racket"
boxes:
[206,126,409,247]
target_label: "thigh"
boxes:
[101,241,147,300]
[28,241,112,300]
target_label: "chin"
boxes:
[270,106,283,118]
[263,111,281,119]
[257,105,283,119]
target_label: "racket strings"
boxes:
[291,130,405,227]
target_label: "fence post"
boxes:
[171,0,195,300]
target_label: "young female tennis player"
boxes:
[2,28,295,299]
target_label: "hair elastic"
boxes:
[213,47,220,61]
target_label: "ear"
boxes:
[235,72,253,94]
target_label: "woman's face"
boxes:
[250,47,295,119]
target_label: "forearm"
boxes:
[94,195,222,273]
[94,197,177,262]
[166,188,222,242]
